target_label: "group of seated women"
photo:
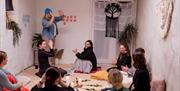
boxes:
[0,39,151,91]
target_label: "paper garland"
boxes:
[62,15,77,25]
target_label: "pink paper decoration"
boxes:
[63,22,66,25]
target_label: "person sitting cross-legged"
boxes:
[71,40,97,73]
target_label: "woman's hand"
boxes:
[41,73,46,83]
[121,66,129,72]
[111,58,116,65]
[72,49,78,54]
[58,10,64,17]
[49,12,55,19]
[18,82,23,90]
[37,74,46,88]
[48,12,55,25]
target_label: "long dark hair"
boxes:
[135,48,145,54]
[37,39,45,47]
[0,51,7,64]
[45,67,61,87]
[86,40,93,48]
[119,42,130,55]
[133,52,147,69]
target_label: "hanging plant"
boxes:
[7,20,22,46]
[119,23,137,43]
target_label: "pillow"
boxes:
[3,74,29,91]
[91,70,108,80]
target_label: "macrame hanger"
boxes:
[105,0,121,38]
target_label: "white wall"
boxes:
[0,0,36,74]
[136,0,180,91]
[36,0,93,64]
[0,0,6,49]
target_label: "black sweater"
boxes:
[76,47,97,69]
[131,69,150,91]
[116,54,132,70]
[31,85,74,91]
[38,49,54,74]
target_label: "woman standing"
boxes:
[42,8,64,45]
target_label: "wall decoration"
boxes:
[105,2,121,38]
[6,0,22,47]
[7,20,22,46]
[159,0,174,39]
[62,15,77,25]
[22,15,30,27]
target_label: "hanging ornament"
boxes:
[74,16,77,22]
[159,0,174,39]
[105,2,121,38]
[62,15,66,21]
[66,16,69,22]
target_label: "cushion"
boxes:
[91,70,108,80]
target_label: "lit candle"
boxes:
[66,76,70,85]
[70,82,74,87]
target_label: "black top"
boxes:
[31,85,74,91]
[38,49,54,74]
[116,54,131,70]
[131,69,150,91]
[76,47,97,69]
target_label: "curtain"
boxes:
[93,1,134,59]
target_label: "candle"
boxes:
[65,76,70,86]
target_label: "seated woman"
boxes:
[127,48,145,77]
[108,42,131,72]
[101,69,129,91]
[0,51,22,91]
[129,49,150,91]
[72,40,97,73]
[35,40,55,77]
[31,67,74,91]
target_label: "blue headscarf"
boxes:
[45,8,52,15]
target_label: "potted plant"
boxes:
[7,20,22,46]
[119,23,137,43]
[32,33,42,48]
[32,33,42,69]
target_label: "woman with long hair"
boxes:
[0,51,22,91]
[109,42,132,72]
[31,67,74,91]
[72,40,97,73]
[129,49,150,91]
[35,40,55,77]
